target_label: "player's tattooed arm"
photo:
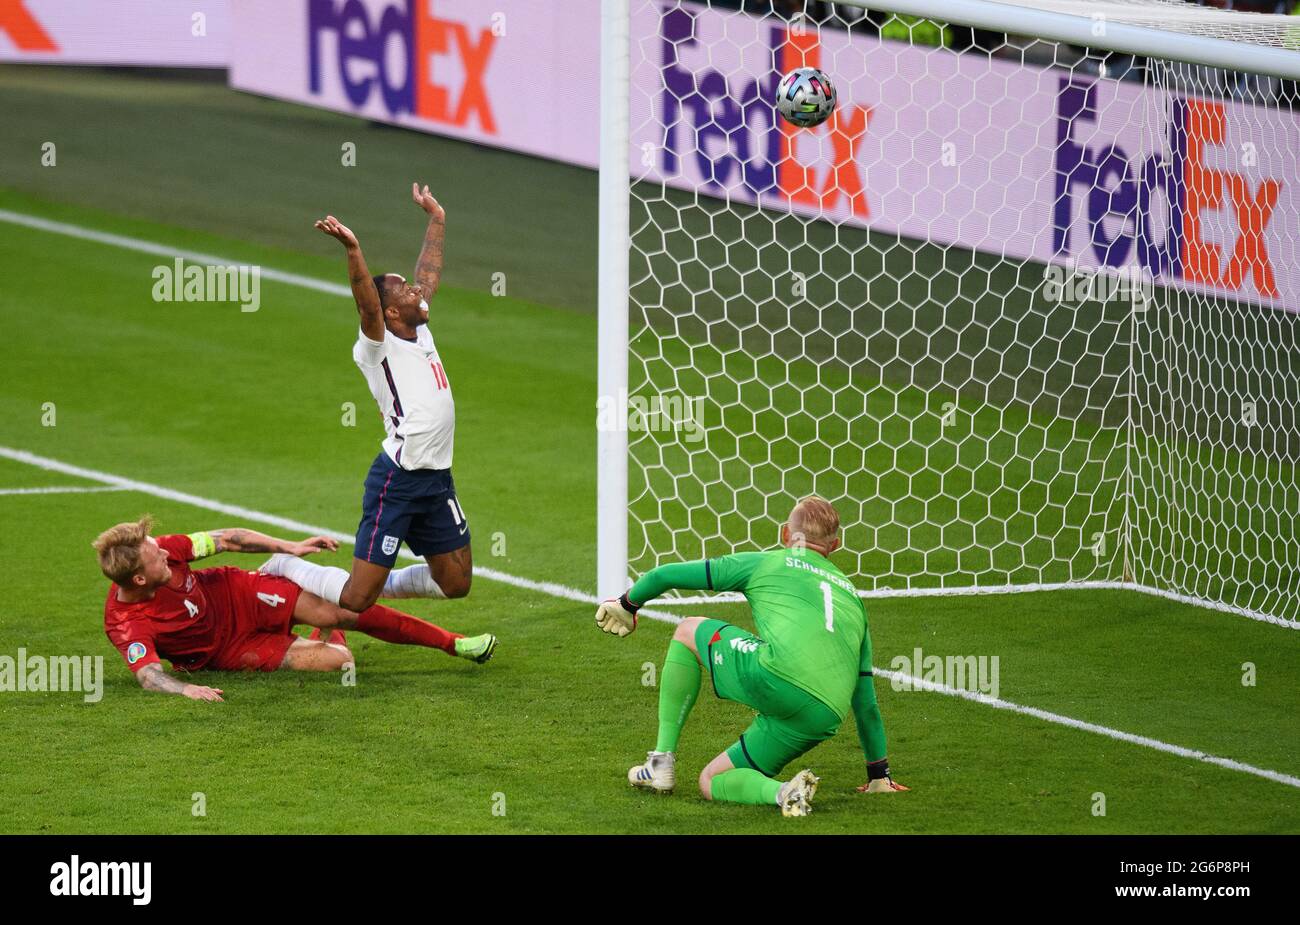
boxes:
[314,214,385,341]
[137,663,224,701]
[208,529,339,557]
[411,182,445,302]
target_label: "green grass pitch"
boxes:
[0,66,1297,834]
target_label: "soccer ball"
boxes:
[776,67,837,128]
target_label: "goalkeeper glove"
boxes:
[856,757,910,793]
[595,593,639,637]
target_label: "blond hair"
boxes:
[788,495,840,548]
[93,515,154,585]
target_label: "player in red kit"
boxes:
[96,515,498,701]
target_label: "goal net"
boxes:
[599,0,1300,626]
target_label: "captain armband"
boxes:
[186,531,218,559]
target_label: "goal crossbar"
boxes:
[849,0,1300,80]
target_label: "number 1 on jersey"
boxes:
[819,580,834,632]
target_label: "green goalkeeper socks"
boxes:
[655,641,701,753]
[709,768,782,806]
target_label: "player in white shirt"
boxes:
[262,184,481,635]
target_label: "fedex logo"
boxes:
[658,6,871,216]
[1054,77,1281,299]
[0,0,57,51]
[308,0,497,132]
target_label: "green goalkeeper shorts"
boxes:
[694,618,841,777]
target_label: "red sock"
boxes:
[356,604,460,654]
[307,628,347,646]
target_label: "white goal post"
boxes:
[597,0,1300,628]
[598,0,632,604]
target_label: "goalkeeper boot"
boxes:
[628,751,675,793]
[454,633,498,664]
[777,769,820,817]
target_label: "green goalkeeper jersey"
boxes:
[631,548,869,720]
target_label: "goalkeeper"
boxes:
[595,496,907,816]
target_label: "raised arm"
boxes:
[314,214,384,342]
[410,182,446,302]
[137,662,224,701]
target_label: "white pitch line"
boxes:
[0,485,131,495]
[0,209,351,298]
[874,667,1300,790]
[2,207,1296,789]
[0,444,675,624]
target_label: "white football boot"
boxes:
[628,751,676,793]
[776,769,820,817]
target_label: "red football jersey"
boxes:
[104,534,230,673]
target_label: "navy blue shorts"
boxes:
[354,452,470,567]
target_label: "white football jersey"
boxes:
[353,323,455,470]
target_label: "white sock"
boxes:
[265,555,348,605]
[381,564,446,600]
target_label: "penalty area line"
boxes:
[0,444,675,623]
[0,485,132,495]
[0,208,350,298]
